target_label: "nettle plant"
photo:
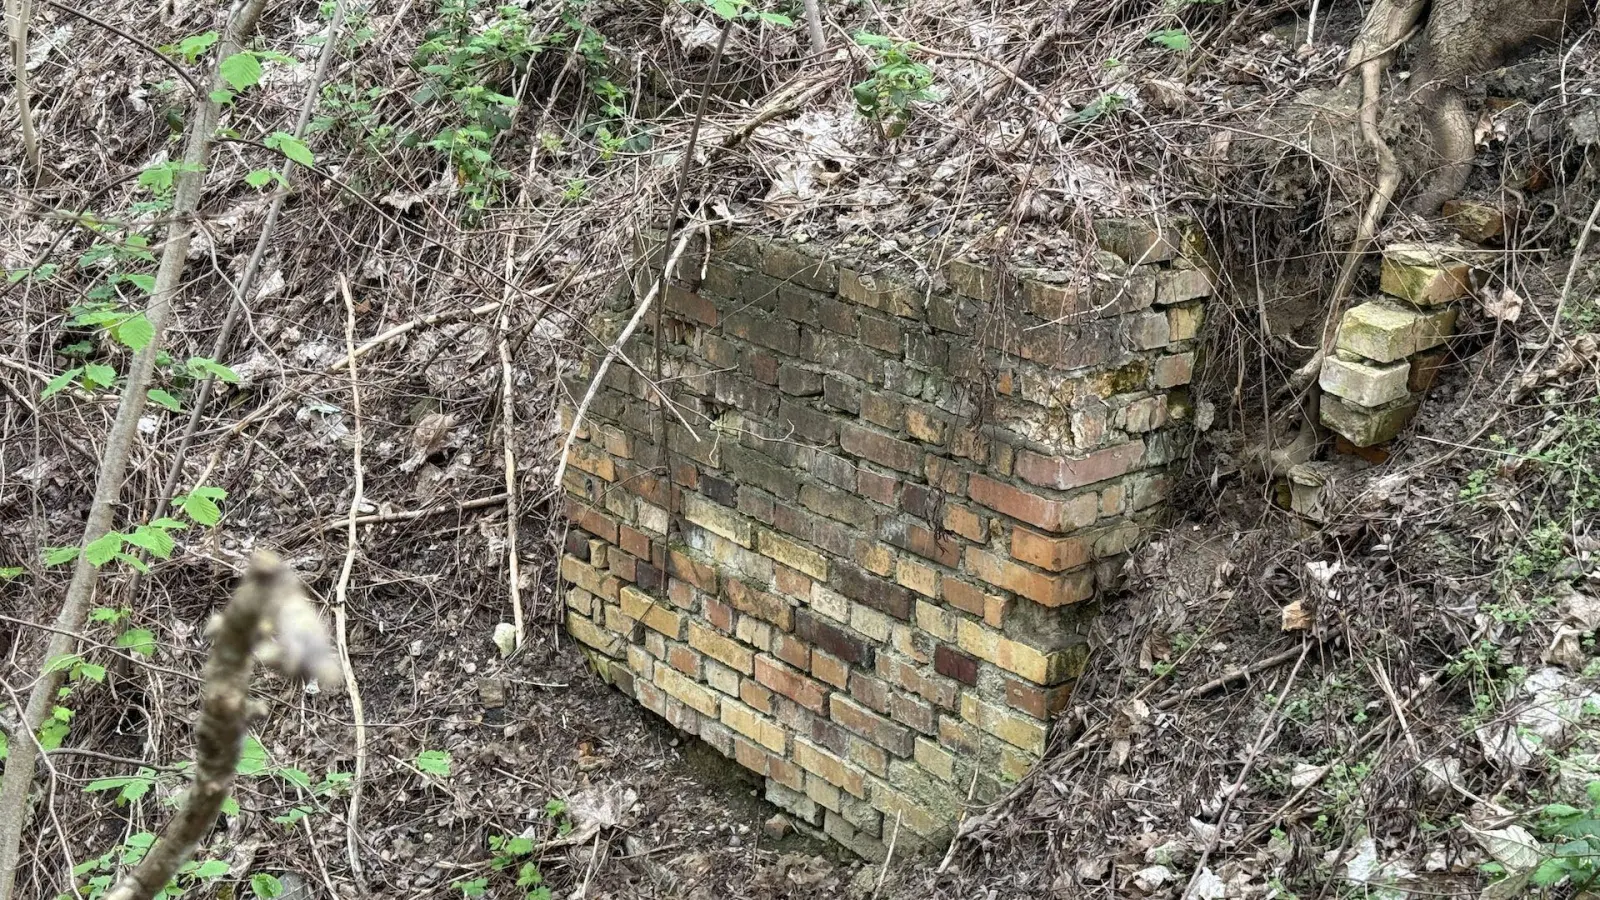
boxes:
[850,32,938,138]
[57,735,352,900]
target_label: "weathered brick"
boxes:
[1010,528,1092,572]
[1155,267,1214,304]
[1152,352,1195,388]
[740,679,773,714]
[956,618,1086,685]
[881,520,961,569]
[1015,442,1144,491]
[682,492,753,548]
[1380,242,1476,306]
[856,469,899,506]
[942,505,987,542]
[567,611,624,656]
[944,259,996,302]
[967,474,1099,533]
[568,503,619,544]
[1168,301,1204,342]
[840,422,923,473]
[831,561,914,621]
[687,620,753,674]
[763,243,839,292]
[667,549,719,593]
[1005,679,1074,719]
[840,268,921,318]
[801,330,886,384]
[832,694,914,756]
[942,579,987,618]
[773,632,810,669]
[965,547,1094,607]
[914,737,956,782]
[799,482,882,528]
[778,364,825,397]
[1094,218,1181,264]
[621,585,687,638]
[1320,396,1422,447]
[811,648,851,688]
[1335,299,1457,364]
[736,615,774,652]
[961,694,1047,754]
[724,577,794,630]
[860,392,904,430]
[896,559,940,598]
[756,529,829,581]
[934,645,979,685]
[796,609,875,667]
[796,738,868,798]
[755,655,829,713]
[566,442,616,482]
[665,284,718,326]
[655,665,720,717]
[778,398,840,444]
[1319,355,1410,407]
[722,697,786,753]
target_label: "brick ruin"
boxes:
[556,219,1212,859]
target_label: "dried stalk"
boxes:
[102,552,339,900]
[333,274,371,893]
[0,4,269,897]
[6,0,39,173]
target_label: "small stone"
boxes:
[1380,242,1477,306]
[1319,356,1410,407]
[1335,299,1456,363]
[478,677,506,709]
[1442,200,1506,244]
[763,814,792,839]
[492,623,517,658]
[1319,396,1421,447]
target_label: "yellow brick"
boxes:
[794,738,867,797]
[914,737,955,783]
[721,698,786,753]
[735,616,773,651]
[567,612,623,656]
[688,620,755,675]
[867,779,948,839]
[915,601,955,641]
[757,530,829,580]
[682,493,752,547]
[561,555,618,602]
[896,558,940,598]
[620,585,685,639]
[849,603,892,642]
[637,500,669,535]
[587,540,609,569]
[811,584,850,623]
[955,618,1081,685]
[961,694,1047,755]
[654,666,719,717]
[1000,747,1036,782]
[891,624,930,664]
[956,617,999,660]
[566,441,615,481]
[862,543,895,577]
[627,645,654,677]
[982,594,1010,629]
[565,587,594,615]
[704,659,740,696]
[805,773,843,812]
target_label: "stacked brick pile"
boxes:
[1318,243,1477,446]
[558,219,1210,859]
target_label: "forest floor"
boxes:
[2,1,1599,899]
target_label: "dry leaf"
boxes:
[1281,599,1313,631]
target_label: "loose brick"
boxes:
[1152,352,1195,388]
[796,609,875,667]
[755,655,829,713]
[1014,442,1144,491]
[1380,242,1476,306]
[1094,218,1181,264]
[1155,267,1214,304]
[1319,355,1411,408]
[1335,299,1457,364]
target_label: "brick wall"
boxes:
[558,218,1212,859]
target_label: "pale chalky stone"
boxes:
[1319,355,1410,408]
[1335,299,1456,364]
[1380,243,1476,307]
[1320,396,1421,447]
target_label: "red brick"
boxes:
[755,655,829,713]
[725,577,794,630]
[848,671,892,714]
[666,578,695,609]
[1010,528,1092,572]
[831,562,913,621]
[943,579,986,617]
[830,695,914,756]
[882,520,961,569]
[668,645,701,677]
[773,564,813,601]
[1014,443,1145,491]
[856,469,899,506]
[796,610,874,667]
[671,459,699,489]
[965,547,1096,607]
[934,645,979,685]
[619,525,652,561]
[890,692,937,735]
[967,474,1098,533]
[705,595,735,632]
[1005,679,1074,719]
[609,551,637,583]
[774,632,811,669]
[840,423,923,473]
[741,680,775,714]
[665,284,718,326]
[568,503,618,544]
[668,549,719,592]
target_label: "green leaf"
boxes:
[191,485,228,500]
[414,749,452,777]
[275,767,312,790]
[221,795,241,816]
[177,493,223,526]
[187,356,240,384]
[245,168,280,189]
[219,52,262,92]
[84,532,125,566]
[0,566,23,579]
[210,88,236,104]
[115,313,156,350]
[39,717,69,751]
[83,363,117,389]
[89,606,127,623]
[138,165,176,194]
[42,367,83,399]
[453,877,488,897]
[1148,28,1193,51]
[43,654,83,674]
[173,31,219,61]
[116,553,151,574]
[76,663,107,683]
[237,735,269,775]
[756,12,794,25]
[1546,803,1584,818]
[125,274,157,294]
[191,859,230,879]
[147,389,182,412]
[126,524,177,559]
[44,546,80,566]
[265,132,315,167]
[251,873,284,899]
[116,628,157,657]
